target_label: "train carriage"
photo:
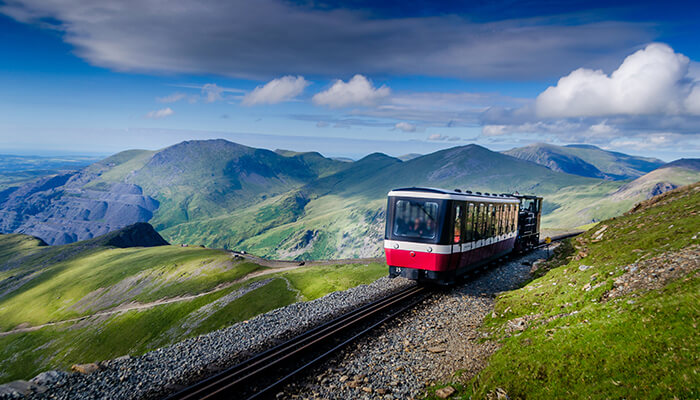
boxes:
[384,187,542,284]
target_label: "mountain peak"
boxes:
[96,223,169,248]
[659,158,700,171]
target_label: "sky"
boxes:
[0,0,699,161]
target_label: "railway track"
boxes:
[165,232,579,400]
[165,284,430,400]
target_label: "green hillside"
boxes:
[431,182,700,399]
[503,143,664,180]
[233,145,624,259]
[2,140,695,260]
[0,227,385,383]
[542,163,700,228]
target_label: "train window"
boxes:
[481,204,491,239]
[498,204,504,236]
[494,204,499,237]
[476,204,483,240]
[393,199,439,239]
[507,204,513,232]
[496,204,501,236]
[487,204,494,238]
[465,203,475,241]
[453,203,463,243]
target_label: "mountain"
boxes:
[0,139,695,260]
[0,223,169,302]
[397,153,422,161]
[610,158,700,201]
[503,143,665,180]
[657,158,700,171]
[0,140,348,246]
[237,144,617,259]
[541,159,700,228]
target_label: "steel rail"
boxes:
[165,284,427,400]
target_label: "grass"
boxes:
[0,228,390,384]
[189,278,299,336]
[280,262,387,300]
[0,244,263,331]
[430,182,700,400]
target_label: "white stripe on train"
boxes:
[384,232,517,255]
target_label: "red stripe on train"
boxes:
[384,248,451,271]
[385,237,517,272]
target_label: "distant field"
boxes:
[0,154,101,173]
[0,154,102,190]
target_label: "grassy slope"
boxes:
[544,166,700,228]
[240,145,627,259]
[0,232,386,383]
[430,183,700,399]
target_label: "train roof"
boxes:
[388,187,523,203]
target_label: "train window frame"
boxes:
[508,204,513,232]
[496,204,503,236]
[465,202,475,241]
[452,202,463,243]
[477,203,485,240]
[486,203,494,239]
[392,199,440,240]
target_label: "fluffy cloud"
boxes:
[242,76,309,105]
[394,122,416,132]
[144,107,174,119]
[313,75,390,108]
[536,43,699,117]
[0,0,652,80]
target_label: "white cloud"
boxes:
[685,85,700,115]
[316,121,329,128]
[394,122,416,132]
[427,134,460,141]
[157,92,186,103]
[242,75,309,105]
[313,75,390,108]
[482,125,509,136]
[202,83,224,103]
[0,0,653,80]
[536,43,699,117]
[144,107,174,119]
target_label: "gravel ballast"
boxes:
[4,248,548,400]
[280,249,550,400]
[4,276,415,400]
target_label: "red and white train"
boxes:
[384,187,542,284]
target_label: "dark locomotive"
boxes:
[384,187,542,284]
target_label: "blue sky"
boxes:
[0,0,699,160]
